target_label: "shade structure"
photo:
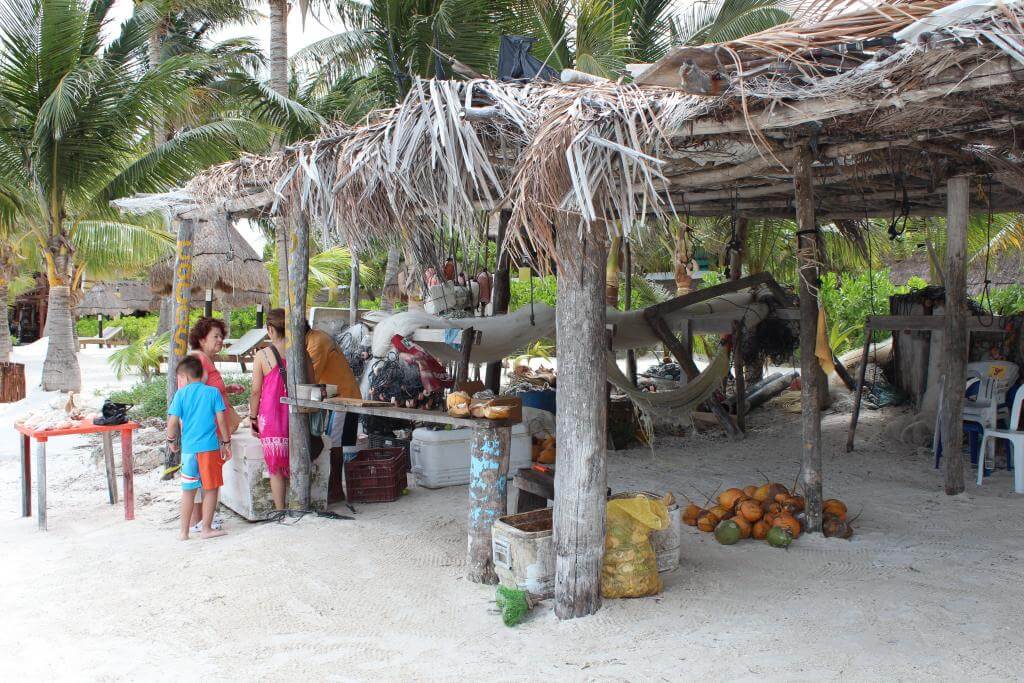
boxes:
[77,280,158,317]
[149,216,269,303]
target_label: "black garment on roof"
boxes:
[497,35,559,82]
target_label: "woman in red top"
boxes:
[180,317,244,435]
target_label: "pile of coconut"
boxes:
[683,482,853,548]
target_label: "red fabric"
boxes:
[390,334,452,392]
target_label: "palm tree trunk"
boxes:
[0,281,12,362]
[605,236,621,306]
[269,0,289,100]
[269,0,290,306]
[381,247,401,311]
[148,30,168,146]
[41,283,81,392]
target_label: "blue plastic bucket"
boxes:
[518,389,556,414]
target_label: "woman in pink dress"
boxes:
[248,309,290,510]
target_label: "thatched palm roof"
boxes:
[149,217,269,302]
[132,0,1024,268]
[889,250,1024,294]
[78,280,157,316]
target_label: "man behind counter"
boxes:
[306,323,361,501]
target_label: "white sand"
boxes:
[1,344,1022,680]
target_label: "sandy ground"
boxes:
[2,343,1023,681]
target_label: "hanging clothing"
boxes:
[257,347,290,477]
[477,271,492,304]
[306,329,361,399]
[442,260,456,282]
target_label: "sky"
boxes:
[108,1,346,57]
[107,2,351,254]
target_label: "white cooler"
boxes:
[219,431,329,520]
[410,423,531,489]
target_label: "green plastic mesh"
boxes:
[495,586,530,627]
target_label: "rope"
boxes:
[978,175,996,327]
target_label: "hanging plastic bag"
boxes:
[601,496,670,599]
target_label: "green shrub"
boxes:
[976,284,1024,316]
[510,275,557,312]
[110,373,252,420]
[76,315,158,342]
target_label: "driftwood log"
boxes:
[285,212,313,508]
[794,145,824,534]
[553,226,608,620]
[164,218,195,476]
[941,176,970,495]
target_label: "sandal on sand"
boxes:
[190,517,223,533]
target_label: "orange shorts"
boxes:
[196,450,224,490]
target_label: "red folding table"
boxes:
[16,419,140,530]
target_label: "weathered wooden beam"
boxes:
[485,210,511,394]
[164,217,194,477]
[676,58,1024,138]
[794,145,824,534]
[349,251,360,327]
[553,225,608,620]
[865,314,1007,332]
[649,271,776,318]
[455,326,475,385]
[284,212,313,508]
[846,326,873,452]
[941,175,970,495]
[177,190,274,219]
[624,241,637,387]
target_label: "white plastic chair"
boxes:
[977,386,1024,494]
[963,361,1019,431]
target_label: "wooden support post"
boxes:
[553,226,608,620]
[102,432,117,505]
[624,242,637,387]
[122,429,135,520]
[456,327,475,385]
[729,217,747,280]
[36,441,46,530]
[20,434,30,517]
[284,212,313,508]
[485,210,511,393]
[941,175,970,495]
[794,145,824,534]
[165,218,194,477]
[349,251,360,327]
[846,326,874,452]
[466,424,512,584]
[733,321,746,432]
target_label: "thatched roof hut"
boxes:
[149,216,269,306]
[78,280,157,317]
[889,250,1024,295]
[168,0,1024,266]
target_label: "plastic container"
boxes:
[610,491,681,573]
[491,507,554,597]
[410,423,531,489]
[344,447,405,503]
[518,389,556,414]
[369,433,412,473]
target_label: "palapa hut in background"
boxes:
[117,0,1024,620]
[78,280,158,319]
[148,216,270,333]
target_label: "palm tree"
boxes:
[0,0,277,391]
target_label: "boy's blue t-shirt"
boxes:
[168,381,226,453]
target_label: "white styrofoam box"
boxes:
[410,423,531,489]
[219,431,329,520]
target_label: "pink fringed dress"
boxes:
[257,352,290,477]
